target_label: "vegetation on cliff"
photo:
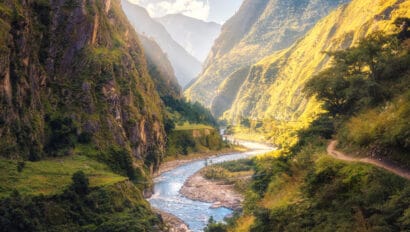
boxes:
[0,0,176,230]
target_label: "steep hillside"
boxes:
[0,0,171,230]
[121,0,201,87]
[157,14,221,63]
[139,35,181,99]
[213,29,410,232]
[225,0,410,146]
[185,0,349,108]
[0,0,168,168]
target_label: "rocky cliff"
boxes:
[0,0,166,170]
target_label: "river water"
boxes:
[148,141,273,232]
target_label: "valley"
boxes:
[0,0,409,231]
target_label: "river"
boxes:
[148,141,274,232]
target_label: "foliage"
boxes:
[166,129,225,157]
[96,147,138,182]
[45,114,78,157]
[304,31,410,164]
[162,96,218,127]
[338,90,410,165]
[71,171,89,195]
[204,216,227,232]
[0,181,161,231]
[251,156,290,197]
[305,32,409,118]
[202,159,254,192]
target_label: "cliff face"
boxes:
[121,0,202,87]
[0,0,166,169]
[185,0,349,109]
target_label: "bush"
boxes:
[71,171,89,195]
[17,161,25,172]
[97,147,138,182]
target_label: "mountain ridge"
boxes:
[219,0,410,147]
[121,0,202,87]
[156,13,221,62]
[185,0,350,108]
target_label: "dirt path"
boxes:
[327,140,410,180]
[180,171,244,210]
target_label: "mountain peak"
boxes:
[156,12,221,63]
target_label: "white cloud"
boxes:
[129,0,210,21]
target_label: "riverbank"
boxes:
[154,147,247,177]
[156,210,191,232]
[180,171,245,210]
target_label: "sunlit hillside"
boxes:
[217,0,410,146]
[185,0,349,108]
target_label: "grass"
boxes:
[229,215,255,232]
[202,159,255,192]
[174,122,215,131]
[0,155,127,198]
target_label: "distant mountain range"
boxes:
[156,14,221,63]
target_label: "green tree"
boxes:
[204,216,227,232]
[71,171,89,195]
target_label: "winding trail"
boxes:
[327,140,410,180]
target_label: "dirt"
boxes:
[327,140,410,180]
[180,171,244,210]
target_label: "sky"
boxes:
[127,0,243,24]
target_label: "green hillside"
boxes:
[205,15,410,232]
[185,0,349,108]
[191,0,410,150]
[0,0,171,230]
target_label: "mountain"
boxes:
[139,35,182,98]
[227,0,410,137]
[0,0,167,164]
[0,0,168,229]
[121,0,202,87]
[156,14,221,62]
[185,0,350,110]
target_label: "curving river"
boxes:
[148,141,274,232]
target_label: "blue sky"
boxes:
[127,0,243,24]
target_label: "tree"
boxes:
[204,216,227,232]
[71,171,89,195]
[304,32,399,117]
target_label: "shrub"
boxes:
[17,161,25,172]
[71,171,89,195]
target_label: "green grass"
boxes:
[175,122,215,131]
[0,155,127,198]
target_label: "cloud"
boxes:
[129,0,210,21]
